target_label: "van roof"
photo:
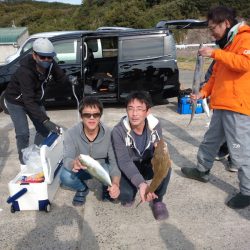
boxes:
[28,30,87,39]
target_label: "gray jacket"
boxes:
[111,114,162,187]
[63,122,120,178]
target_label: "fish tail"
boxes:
[188,100,197,126]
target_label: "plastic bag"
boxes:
[21,144,43,175]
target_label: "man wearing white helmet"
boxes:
[4,38,71,166]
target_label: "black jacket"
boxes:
[5,54,70,122]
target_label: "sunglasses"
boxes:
[35,53,53,60]
[81,113,101,119]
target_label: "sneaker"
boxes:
[121,200,135,207]
[227,193,250,209]
[226,156,238,172]
[181,167,210,183]
[72,187,89,206]
[152,202,169,220]
[215,151,229,161]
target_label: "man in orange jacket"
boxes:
[181,6,250,209]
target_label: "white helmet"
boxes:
[33,38,56,57]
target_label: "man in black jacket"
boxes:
[5,38,69,166]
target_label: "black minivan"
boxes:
[0,27,180,112]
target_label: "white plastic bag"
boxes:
[21,144,43,175]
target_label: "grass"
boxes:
[177,57,213,71]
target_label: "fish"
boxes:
[136,139,171,207]
[78,154,112,187]
[202,98,210,118]
[188,43,204,126]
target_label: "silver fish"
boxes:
[78,154,112,187]
[188,43,204,125]
[202,98,210,118]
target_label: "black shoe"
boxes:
[227,193,250,209]
[72,187,89,206]
[215,143,229,161]
[181,167,210,183]
[226,156,238,172]
[215,151,229,161]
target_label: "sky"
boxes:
[35,0,82,5]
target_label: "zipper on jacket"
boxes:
[15,94,22,100]
[40,63,53,100]
[89,142,93,157]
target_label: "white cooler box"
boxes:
[7,132,64,213]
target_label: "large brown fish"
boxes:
[136,139,171,207]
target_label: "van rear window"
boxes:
[121,37,164,61]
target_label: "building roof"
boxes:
[0,27,28,44]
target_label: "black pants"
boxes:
[119,167,171,203]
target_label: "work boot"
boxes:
[227,193,250,209]
[181,167,210,183]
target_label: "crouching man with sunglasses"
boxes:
[60,96,121,206]
[4,38,69,167]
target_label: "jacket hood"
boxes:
[227,22,250,45]
[121,113,159,132]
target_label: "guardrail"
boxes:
[176,43,215,49]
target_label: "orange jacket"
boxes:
[201,24,250,115]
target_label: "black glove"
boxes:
[43,120,61,134]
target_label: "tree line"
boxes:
[0,0,249,41]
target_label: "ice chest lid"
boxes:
[40,132,64,184]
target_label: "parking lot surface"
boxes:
[0,70,249,250]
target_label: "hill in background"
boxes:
[0,0,249,43]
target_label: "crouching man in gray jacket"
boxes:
[112,92,171,220]
[60,96,121,206]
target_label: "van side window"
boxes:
[101,37,118,58]
[120,36,164,61]
[53,39,79,64]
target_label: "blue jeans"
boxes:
[60,167,92,191]
[6,100,49,164]
[119,167,172,204]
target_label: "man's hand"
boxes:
[139,182,158,203]
[199,47,215,58]
[72,158,87,173]
[43,120,61,134]
[190,92,204,101]
[107,183,120,199]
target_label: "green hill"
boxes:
[0,0,249,39]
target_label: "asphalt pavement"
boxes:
[0,70,249,250]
